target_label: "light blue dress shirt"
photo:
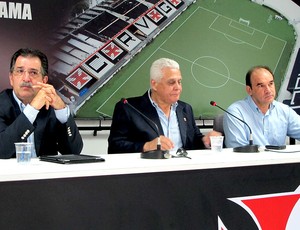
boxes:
[223,95,300,148]
[148,90,182,151]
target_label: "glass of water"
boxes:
[15,142,32,164]
[210,136,224,152]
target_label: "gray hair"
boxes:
[150,58,180,83]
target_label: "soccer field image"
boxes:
[76,0,295,118]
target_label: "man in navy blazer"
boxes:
[108,58,220,154]
[0,48,83,159]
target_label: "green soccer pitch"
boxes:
[76,0,296,118]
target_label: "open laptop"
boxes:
[39,154,105,164]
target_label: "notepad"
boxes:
[39,154,105,164]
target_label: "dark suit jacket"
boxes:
[0,89,83,159]
[108,92,205,153]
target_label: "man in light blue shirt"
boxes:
[223,66,300,148]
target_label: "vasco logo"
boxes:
[0,2,32,20]
[218,186,300,230]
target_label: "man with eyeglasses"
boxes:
[0,48,83,159]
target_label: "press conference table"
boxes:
[1,146,300,229]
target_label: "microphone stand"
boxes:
[141,137,171,159]
[210,101,259,153]
[122,98,171,159]
[233,135,259,152]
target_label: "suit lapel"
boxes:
[139,93,164,135]
[7,89,22,116]
[147,109,164,135]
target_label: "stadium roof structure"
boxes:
[47,0,300,116]
[47,0,193,111]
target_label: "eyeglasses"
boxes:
[12,69,41,79]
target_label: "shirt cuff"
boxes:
[55,105,70,124]
[23,104,39,124]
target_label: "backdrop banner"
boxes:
[0,163,299,229]
[0,0,190,114]
[0,0,82,89]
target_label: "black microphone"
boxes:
[122,98,171,159]
[210,101,259,153]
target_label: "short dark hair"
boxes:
[245,65,274,88]
[10,48,48,76]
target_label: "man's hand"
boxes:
[143,135,174,152]
[202,130,223,148]
[31,82,66,110]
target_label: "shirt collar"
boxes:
[12,91,23,109]
[246,95,275,113]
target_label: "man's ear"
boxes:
[246,85,252,95]
[150,79,157,91]
[9,74,13,87]
[43,76,48,84]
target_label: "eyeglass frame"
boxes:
[11,68,44,79]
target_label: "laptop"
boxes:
[39,154,105,164]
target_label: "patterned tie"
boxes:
[20,103,37,158]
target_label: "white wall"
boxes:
[75,119,110,155]
[80,130,109,155]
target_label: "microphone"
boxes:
[210,101,259,153]
[122,98,171,159]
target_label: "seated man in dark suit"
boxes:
[108,58,221,154]
[0,48,83,159]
